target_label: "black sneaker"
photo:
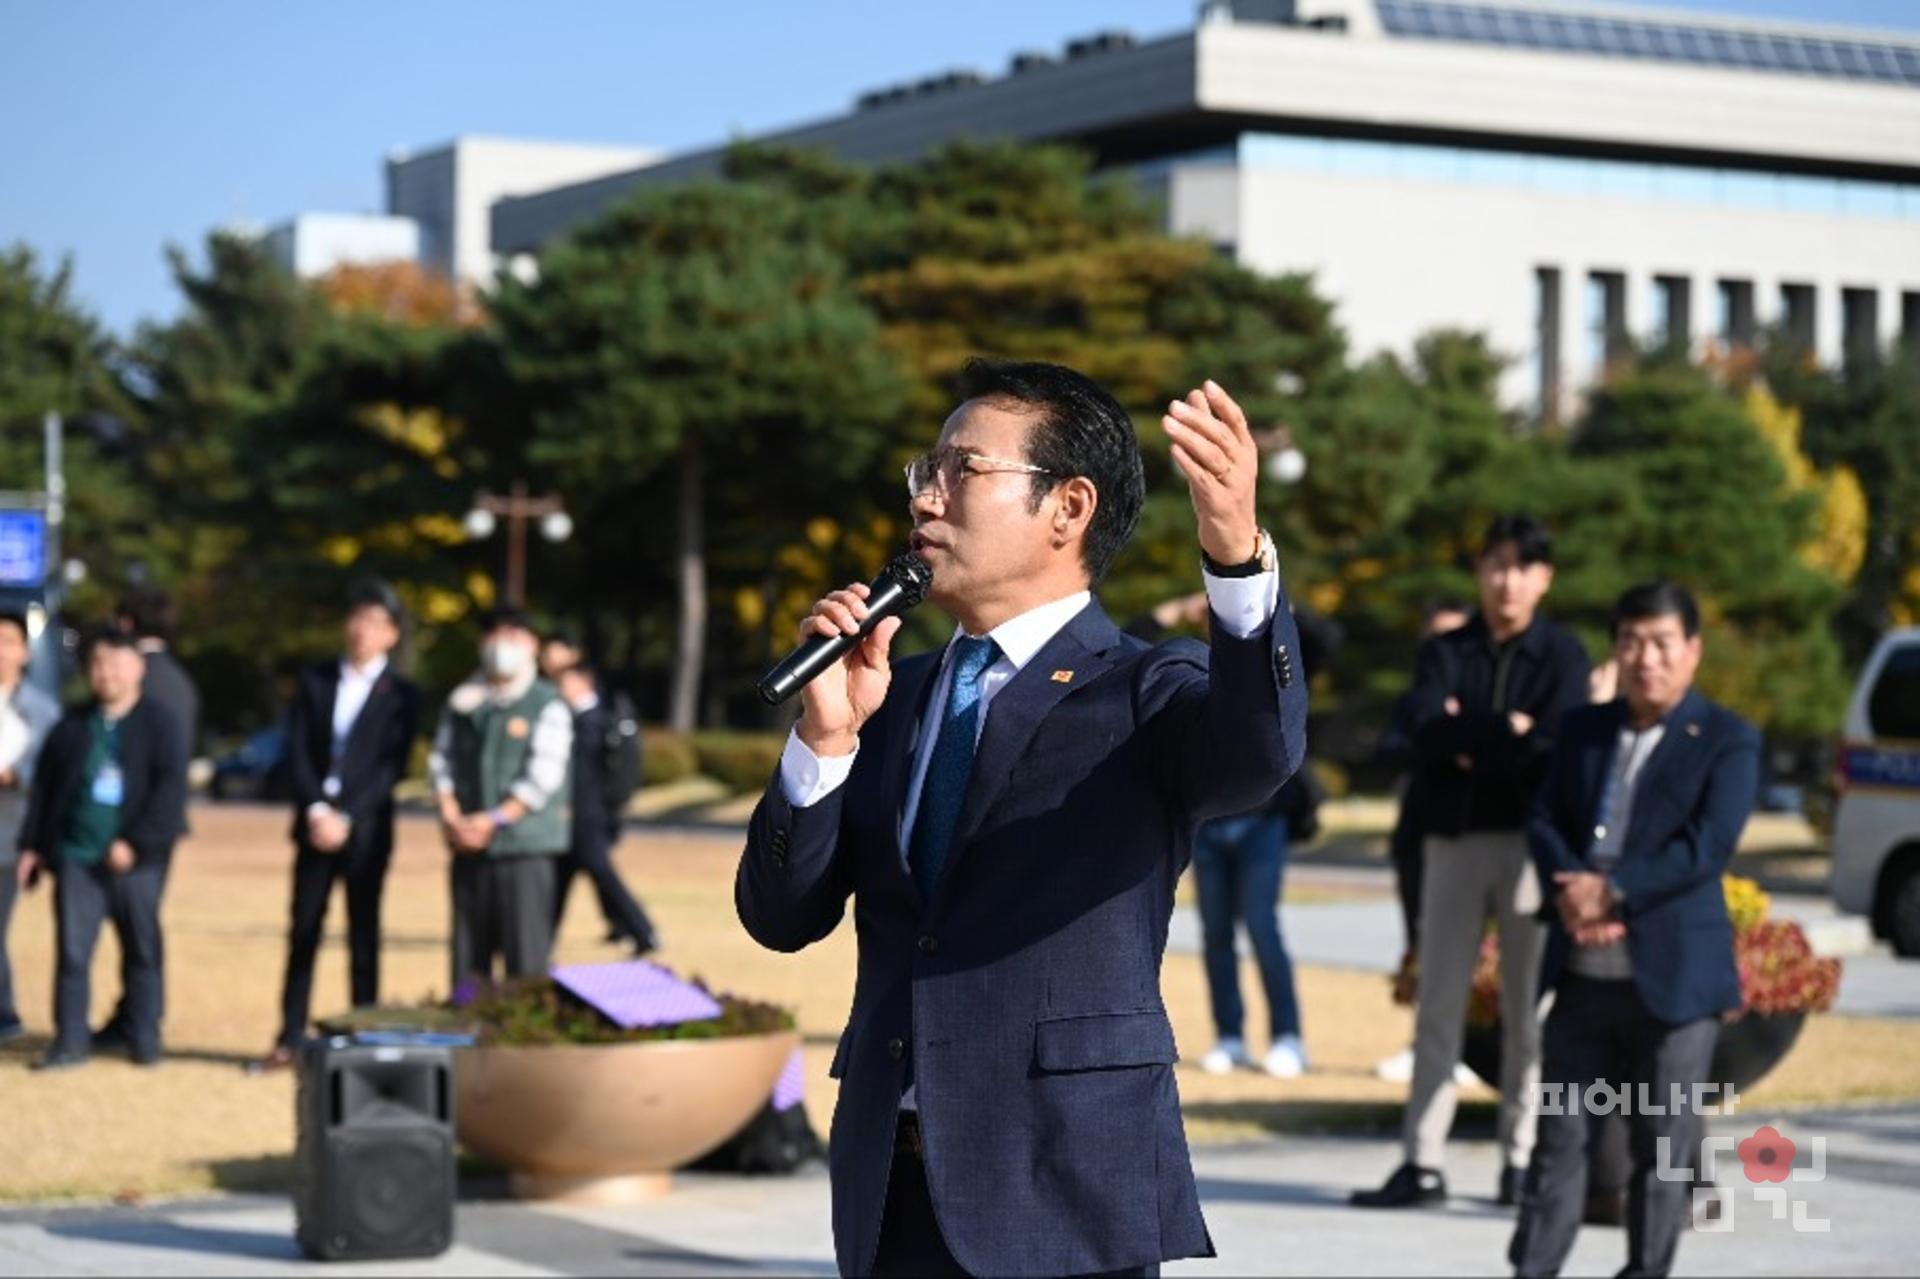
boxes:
[31,1049,89,1072]
[129,1045,163,1068]
[0,1018,25,1044]
[1351,1163,1448,1208]
[1499,1165,1526,1206]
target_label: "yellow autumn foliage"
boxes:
[1744,386,1868,584]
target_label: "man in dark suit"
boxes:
[1509,581,1759,1279]
[15,628,188,1070]
[550,660,658,953]
[736,360,1307,1277]
[255,581,421,1070]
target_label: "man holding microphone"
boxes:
[736,359,1308,1277]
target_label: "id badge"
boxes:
[91,762,125,808]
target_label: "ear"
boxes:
[1051,477,1098,550]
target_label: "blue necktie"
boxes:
[908,635,998,899]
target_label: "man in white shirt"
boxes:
[258,581,420,1069]
[737,359,1308,1277]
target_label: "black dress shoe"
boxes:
[0,1018,25,1044]
[91,1021,128,1052]
[31,1049,89,1072]
[129,1046,163,1068]
[1351,1163,1448,1207]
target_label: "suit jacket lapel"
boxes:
[880,654,941,901]
[934,602,1121,901]
[342,671,391,761]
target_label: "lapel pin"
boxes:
[1051,670,1074,683]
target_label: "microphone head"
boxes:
[884,552,934,606]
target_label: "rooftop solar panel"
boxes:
[1375,1,1920,86]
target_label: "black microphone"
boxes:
[756,553,935,706]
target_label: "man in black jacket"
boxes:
[550,661,657,954]
[16,628,188,1070]
[255,581,421,1070]
[1355,514,1591,1209]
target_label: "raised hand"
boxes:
[1162,380,1260,567]
[795,581,903,759]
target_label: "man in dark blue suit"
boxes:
[1509,581,1760,1279]
[736,359,1307,1277]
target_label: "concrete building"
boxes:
[263,212,420,280]
[489,0,1920,416]
[384,136,658,288]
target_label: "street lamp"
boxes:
[465,482,570,607]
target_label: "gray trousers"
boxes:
[0,855,18,1027]
[54,860,166,1056]
[450,854,558,987]
[1405,831,1545,1171]
[1509,975,1720,1279]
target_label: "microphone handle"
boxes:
[756,575,916,706]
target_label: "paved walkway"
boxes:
[2,1104,1912,1275]
[1169,871,1920,1019]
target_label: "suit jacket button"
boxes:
[887,1037,905,1060]
[770,829,791,854]
[917,935,939,954]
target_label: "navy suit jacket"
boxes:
[737,597,1307,1277]
[1529,689,1759,1026]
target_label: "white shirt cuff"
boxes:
[1202,568,1280,639]
[778,728,858,809]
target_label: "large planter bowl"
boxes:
[455,1029,799,1203]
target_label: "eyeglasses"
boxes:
[904,445,1060,500]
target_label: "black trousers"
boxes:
[871,1114,1159,1279]
[450,854,557,987]
[276,844,390,1048]
[553,827,656,945]
[0,855,19,1027]
[54,860,166,1056]
[1510,976,1719,1279]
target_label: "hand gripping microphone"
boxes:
[756,553,935,706]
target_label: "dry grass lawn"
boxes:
[2,804,1912,1203]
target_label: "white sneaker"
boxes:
[1263,1035,1307,1078]
[1374,1046,1415,1083]
[1200,1037,1249,1075]
[1454,1062,1485,1087]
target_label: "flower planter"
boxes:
[455,1028,800,1204]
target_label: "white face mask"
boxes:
[480,638,532,680]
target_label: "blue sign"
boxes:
[1841,744,1920,792]
[0,512,46,588]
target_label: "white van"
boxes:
[1832,628,1920,956]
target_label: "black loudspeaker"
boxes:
[294,1037,455,1261]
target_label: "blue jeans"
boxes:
[1193,813,1300,1042]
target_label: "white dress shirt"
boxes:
[308,655,388,820]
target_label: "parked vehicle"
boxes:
[208,723,291,802]
[1832,628,1920,957]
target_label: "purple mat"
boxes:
[550,960,722,1029]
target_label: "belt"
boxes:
[893,1112,924,1161]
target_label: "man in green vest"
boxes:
[427,606,573,988]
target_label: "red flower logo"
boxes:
[1738,1125,1795,1183]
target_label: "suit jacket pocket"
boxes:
[1034,1009,1177,1073]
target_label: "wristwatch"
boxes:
[1201,528,1278,579]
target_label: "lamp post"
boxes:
[464,482,572,608]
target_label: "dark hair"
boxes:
[1480,513,1553,567]
[83,625,139,661]
[116,585,176,642]
[1610,580,1700,639]
[542,629,580,651]
[0,611,27,643]
[954,357,1145,585]
[478,604,534,634]
[347,577,404,626]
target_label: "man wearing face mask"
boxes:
[427,606,573,987]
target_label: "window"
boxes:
[1867,642,1920,740]
[1903,292,1920,351]
[1843,288,1879,365]
[1718,279,1757,348]
[1588,271,1629,370]
[1536,267,1563,423]
[1781,283,1817,354]
[1652,276,1692,351]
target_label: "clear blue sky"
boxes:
[4,0,1915,337]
